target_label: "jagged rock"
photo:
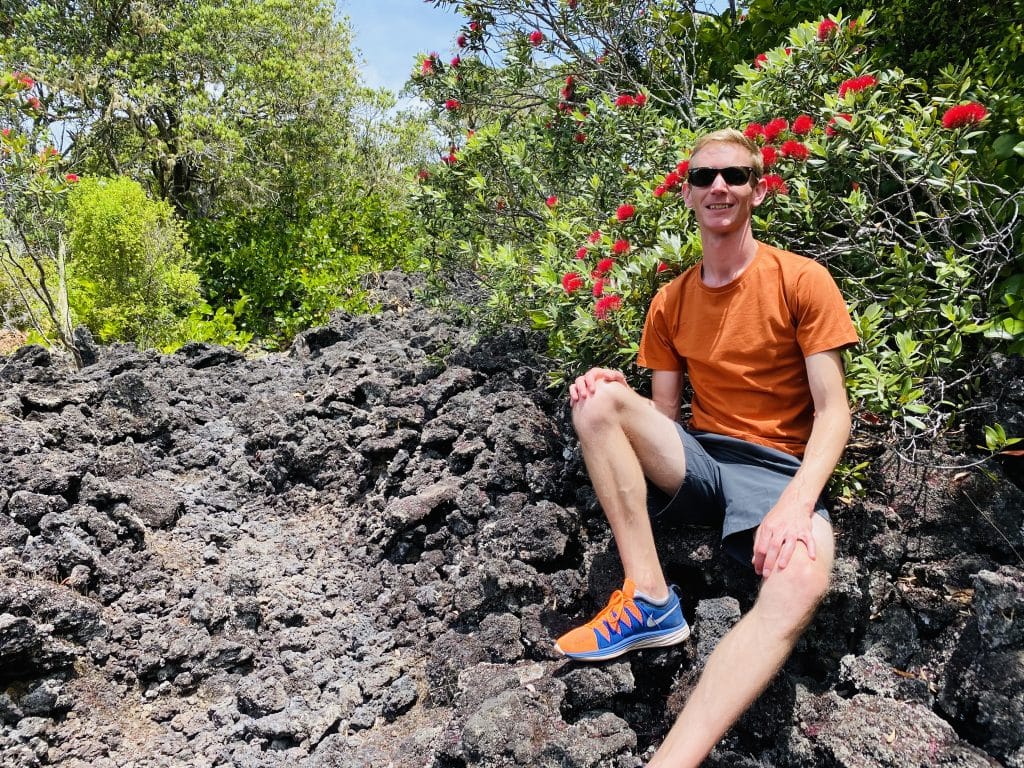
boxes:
[0,285,1020,766]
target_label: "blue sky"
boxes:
[338,1,465,94]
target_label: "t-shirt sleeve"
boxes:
[792,261,860,357]
[637,286,686,371]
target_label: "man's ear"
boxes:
[751,177,768,208]
[682,183,694,209]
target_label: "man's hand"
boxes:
[568,367,628,406]
[751,498,817,578]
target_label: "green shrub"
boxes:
[66,176,201,347]
[411,9,1023,449]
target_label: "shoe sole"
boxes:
[554,623,691,662]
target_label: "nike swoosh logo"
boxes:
[646,608,673,628]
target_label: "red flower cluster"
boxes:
[611,239,630,255]
[744,123,765,140]
[763,174,788,195]
[753,53,768,69]
[562,272,584,293]
[450,55,461,68]
[614,93,647,108]
[838,75,878,98]
[546,195,559,208]
[561,75,575,100]
[588,230,602,243]
[792,114,814,135]
[574,132,587,143]
[816,19,838,40]
[416,168,430,181]
[65,173,79,183]
[653,160,688,198]
[780,140,809,161]
[825,113,853,136]
[763,118,788,141]
[616,204,635,221]
[11,71,34,89]
[442,151,458,165]
[420,54,438,76]
[761,145,777,167]
[457,33,467,48]
[445,98,461,111]
[594,295,622,320]
[593,257,615,277]
[529,29,544,46]
[575,246,588,259]
[941,102,988,129]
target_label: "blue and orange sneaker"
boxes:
[554,578,690,661]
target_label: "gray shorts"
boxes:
[648,426,829,566]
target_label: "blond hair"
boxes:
[691,128,763,180]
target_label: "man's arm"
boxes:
[650,369,684,422]
[752,349,851,577]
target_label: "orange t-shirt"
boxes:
[637,242,859,456]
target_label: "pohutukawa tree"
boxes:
[410,4,1023,475]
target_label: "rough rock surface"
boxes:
[1,274,1022,767]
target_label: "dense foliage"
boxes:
[1,0,429,349]
[409,1,1023,466]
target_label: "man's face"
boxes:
[682,142,767,235]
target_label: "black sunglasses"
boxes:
[687,166,755,187]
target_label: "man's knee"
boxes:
[758,547,832,638]
[571,379,631,435]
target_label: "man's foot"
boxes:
[554,578,690,661]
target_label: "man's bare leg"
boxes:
[571,379,687,600]
[647,514,835,767]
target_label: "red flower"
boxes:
[656,262,669,273]
[792,114,814,135]
[744,122,765,140]
[616,204,636,221]
[592,278,605,297]
[594,295,622,319]
[653,184,667,198]
[442,152,458,165]
[838,75,878,98]
[421,57,435,76]
[817,19,838,40]
[568,0,577,7]
[450,56,461,67]
[574,132,587,143]
[588,230,602,244]
[575,246,588,259]
[761,145,778,168]
[562,272,584,293]
[469,21,481,32]
[457,33,467,48]
[763,118,789,141]
[445,98,460,111]
[634,93,647,107]
[611,239,630,255]
[763,174,788,195]
[614,93,636,108]
[529,29,544,46]
[416,168,430,181]
[941,102,988,129]
[825,113,853,136]
[64,173,79,183]
[675,160,689,175]
[663,170,682,189]
[754,53,768,69]
[546,195,559,208]
[780,140,809,160]
[27,96,41,111]
[593,257,615,277]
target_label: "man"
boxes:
[553,128,859,767]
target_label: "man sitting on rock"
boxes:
[554,128,859,767]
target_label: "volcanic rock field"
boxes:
[1,274,1022,767]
